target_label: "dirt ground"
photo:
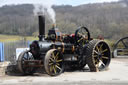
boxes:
[0,58,128,85]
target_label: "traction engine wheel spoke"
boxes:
[52,53,56,60]
[99,59,105,67]
[96,46,100,52]
[49,62,53,66]
[94,50,98,54]
[102,56,109,59]
[55,65,62,71]
[50,65,53,72]
[53,65,57,74]
[102,49,108,53]
[55,53,59,61]
[56,59,63,63]
[100,44,103,51]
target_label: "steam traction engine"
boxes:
[18,15,111,76]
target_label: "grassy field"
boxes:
[0,34,115,48]
[0,34,38,42]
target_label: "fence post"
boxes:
[0,42,2,61]
[2,43,4,61]
[27,41,32,47]
[0,42,4,62]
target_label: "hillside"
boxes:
[0,1,128,40]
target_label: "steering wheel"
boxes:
[75,26,90,46]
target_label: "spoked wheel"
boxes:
[18,50,36,75]
[86,40,111,72]
[113,37,128,58]
[44,49,64,76]
[75,26,90,46]
[113,37,128,49]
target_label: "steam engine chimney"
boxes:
[38,15,45,41]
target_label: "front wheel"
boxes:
[86,40,111,72]
[44,49,64,76]
[17,50,36,75]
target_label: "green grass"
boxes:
[0,35,116,50]
[104,39,115,50]
[0,34,38,42]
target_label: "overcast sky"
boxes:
[55,0,119,6]
[0,0,119,7]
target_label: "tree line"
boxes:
[0,1,128,40]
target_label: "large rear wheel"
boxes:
[86,40,111,71]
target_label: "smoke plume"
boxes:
[0,0,56,23]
